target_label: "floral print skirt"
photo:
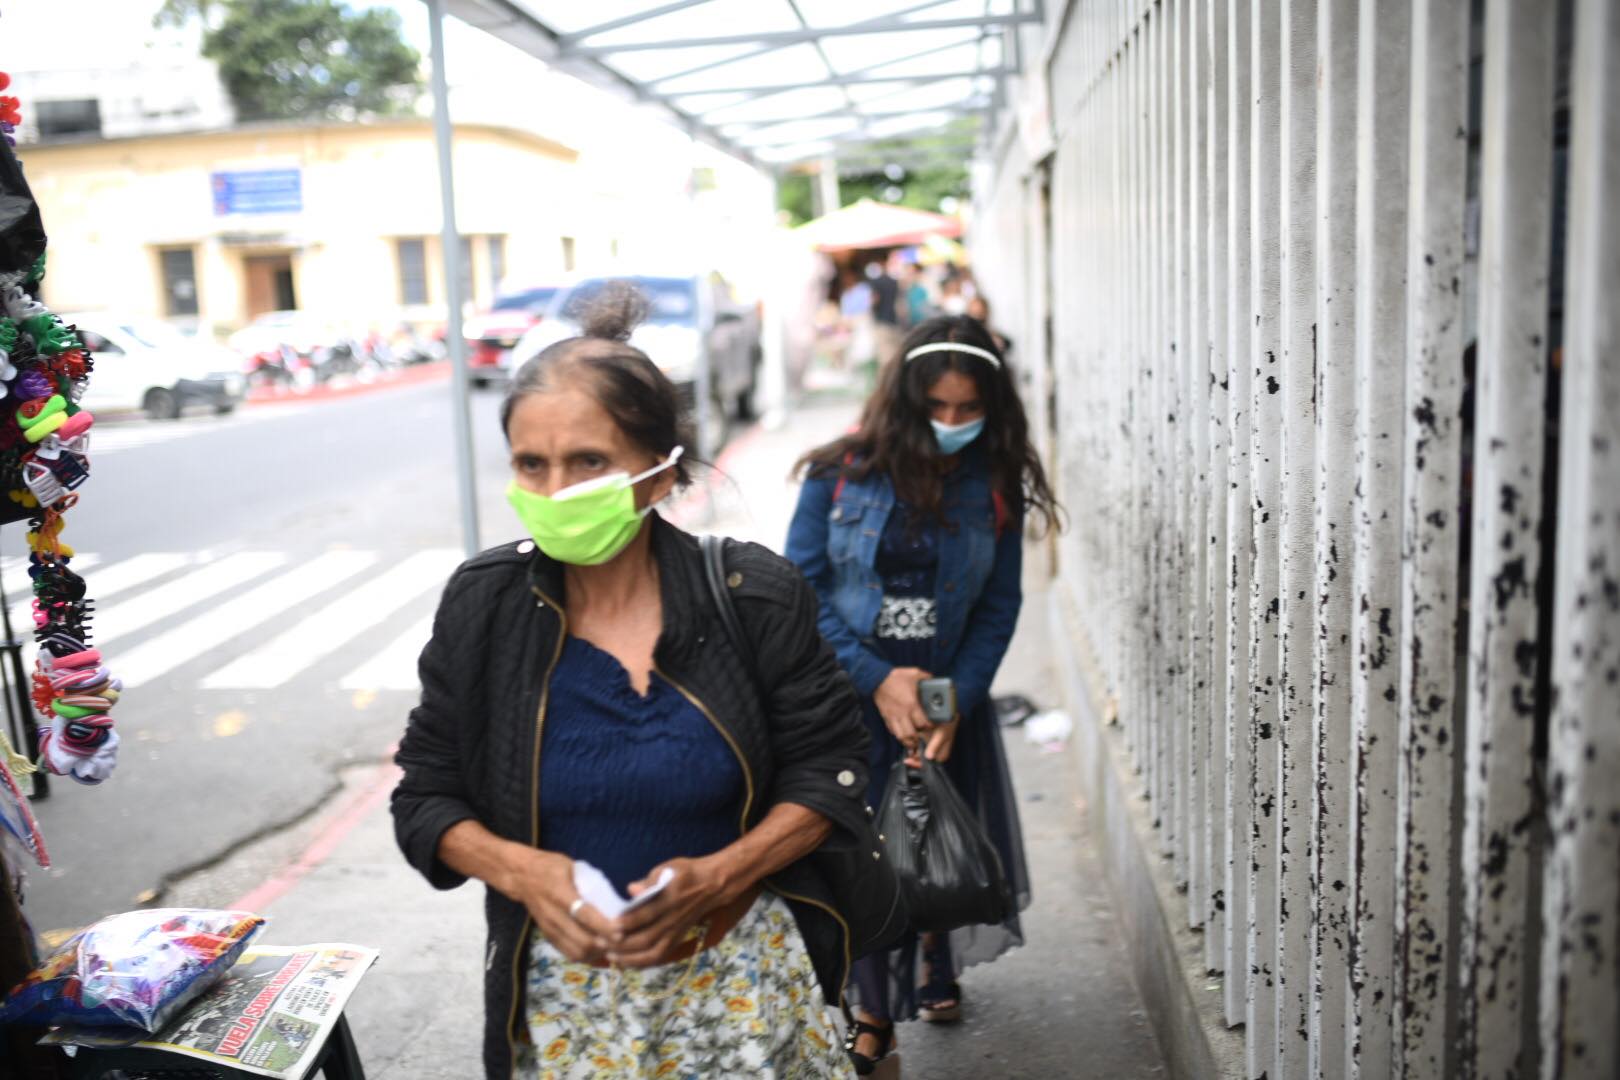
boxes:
[514,892,852,1079]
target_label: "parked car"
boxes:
[65,313,245,421]
[462,283,565,388]
[513,273,761,447]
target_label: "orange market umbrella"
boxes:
[795,198,963,252]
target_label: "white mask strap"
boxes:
[629,445,684,486]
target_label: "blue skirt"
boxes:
[856,636,1031,1022]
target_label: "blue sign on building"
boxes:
[211,169,302,215]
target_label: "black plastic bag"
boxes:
[0,136,45,277]
[876,758,1012,934]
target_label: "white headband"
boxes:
[903,341,1002,369]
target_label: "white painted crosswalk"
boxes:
[115,550,381,688]
[202,550,458,689]
[339,613,435,692]
[0,547,463,694]
[96,552,288,646]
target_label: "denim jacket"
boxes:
[784,447,1023,718]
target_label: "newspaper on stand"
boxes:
[112,943,376,1078]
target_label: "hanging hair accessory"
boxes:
[20,314,72,355]
[903,341,1002,369]
[55,411,92,440]
[14,368,51,401]
[36,714,118,784]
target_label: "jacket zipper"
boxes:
[656,666,755,833]
[507,583,567,1078]
[655,666,852,1002]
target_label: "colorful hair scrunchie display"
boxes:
[0,219,119,789]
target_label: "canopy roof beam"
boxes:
[641,1,959,89]
[730,98,992,139]
[557,0,716,45]
[441,0,761,167]
[676,67,1015,101]
[564,12,1043,56]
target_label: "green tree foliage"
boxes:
[774,126,974,225]
[157,0,423,122]
[777,164,970,226]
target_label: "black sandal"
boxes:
[846,1018,900,1078]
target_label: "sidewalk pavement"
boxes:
[162,397,1167,1078]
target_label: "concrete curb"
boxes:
[1047,580,1246,1080]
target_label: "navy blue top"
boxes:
[538,635,745,894]
[874,504,940,598]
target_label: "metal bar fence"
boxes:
[973,0,1620,1074]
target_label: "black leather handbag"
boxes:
[699,535,908,959]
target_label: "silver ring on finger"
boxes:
[568,898,586,921]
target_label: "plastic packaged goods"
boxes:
[0,908,265,1035]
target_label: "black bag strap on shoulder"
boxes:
[700,534,761,696]
[697,533,909,972]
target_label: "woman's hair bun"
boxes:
[578,280,649,343]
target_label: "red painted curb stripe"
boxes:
[244,362,451,407]
[228,754,402,914]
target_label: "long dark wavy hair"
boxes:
[796,315,1061,536]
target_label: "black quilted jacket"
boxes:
[391,516,872,1079]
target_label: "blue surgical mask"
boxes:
[931,417,985,455]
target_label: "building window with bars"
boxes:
[397,237,427,305]
[158,247,199,317]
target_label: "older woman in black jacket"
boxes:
[392,287,868,1079]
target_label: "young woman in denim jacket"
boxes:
[785,314,1060,1077]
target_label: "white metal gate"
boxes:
[980,1,1620,1076]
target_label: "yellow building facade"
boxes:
[20,118,607,334]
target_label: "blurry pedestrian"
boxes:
[901,263,933,328]
[966,295,1012,357]
[840,267,876,368]
[867,259,902,365]
[785,315,1060,1077]
[393,284,870,1079]
[938,273,968,316]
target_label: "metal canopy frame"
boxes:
[425,0,1040,554]
[440,0,1042,168]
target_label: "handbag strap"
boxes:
[700,534,764,700]
[702,534,865,1025]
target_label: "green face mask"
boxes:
[506,447,683,566]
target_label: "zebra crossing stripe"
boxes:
[338,613,434,693]
[201,549,459,690]
[6,552,192,631]
[72,552,195,602]
[0,553,102,622]
[113,551,379,688]
[95,552,288,646]
[2,553,102,594]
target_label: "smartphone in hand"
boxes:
[917,677,957,724]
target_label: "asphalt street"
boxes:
[15,377,532,935]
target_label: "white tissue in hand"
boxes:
[572,861,675,919]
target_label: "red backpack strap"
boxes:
[992,490,1009,537]
[832,451,855,503]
